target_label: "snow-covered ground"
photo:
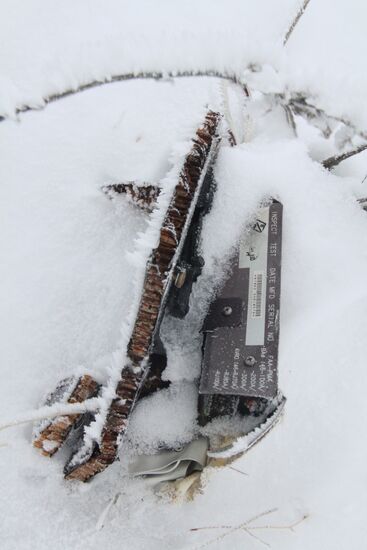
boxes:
[1,1,367,549]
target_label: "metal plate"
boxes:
[202,297,244,330]
[199,200,283,399]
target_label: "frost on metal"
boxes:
[63,110,221,482]
[32,375,99,457]
[102,182,161,212]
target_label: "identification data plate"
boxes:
[199,200,282,399]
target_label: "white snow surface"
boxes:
[1,1,367,549]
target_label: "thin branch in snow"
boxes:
[250,514,309,532]
[286,94,367,142]
[242,526,270,548]
[191,525,237,532]
[190,510,308,549]
[282,103,297,136]
[283,0,312,46]
[96,492,121,531]
[191,508,277,549]
[357,197,367,211]
[322,143,367,170]
[0,70,249,123]
[228,465,249,476]
[0,397,101,432]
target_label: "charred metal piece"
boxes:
[32,375,100,457]
[103,182,160,212]
[198,201,283,443]
[167,161,216,319]
[199,201,283,400]
[64,111,221,481]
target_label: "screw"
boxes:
[174,269,187,289]
[222,306,233,316]
[244,356,256,367]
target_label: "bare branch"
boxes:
[282,93,367,142]
[191,509,277,549]
[228,465,249,476]
[284,0,312,46]
[322,143,367,170]
[242,526,270,547]
[0,71,249,124]
[190,511,308,549]
[250,514,309,531]
[282,104,297,136]
[357,197,367,211]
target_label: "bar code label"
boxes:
[251,271,265,318]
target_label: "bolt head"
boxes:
[244,355,256,367]
[174,269,187,289]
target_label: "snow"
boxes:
[128,383,199,453]
[284,0,367,129]
[0,0,298,119]
[1,1,367,549]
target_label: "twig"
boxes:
[191,525,236,532]
[4,63,367,159]
[282,104,297,136]
[250,514,309,532]
[96,492,121,531]
[357,197,367,211]
[228,465,249,476]
[0,397,101,431]
[243,526,270,548]
[191,510,308,549]
[192,508,277,549]
[283,0,312,46]
[322,143,367,170]
[190,513,308,533]
[0,70,249,123]
[286,94,367,141]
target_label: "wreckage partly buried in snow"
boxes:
[11,0,366,490]
[32,107,285,485]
